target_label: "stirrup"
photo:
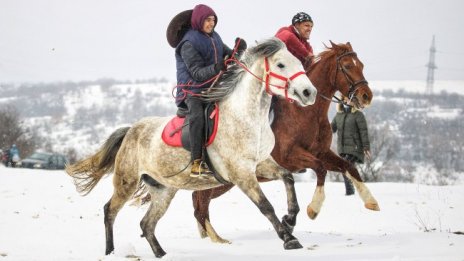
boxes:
[190,160,213,178]
[190,171,213,178]
[190,172,213,178]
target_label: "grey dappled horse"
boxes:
[66,38,317,258]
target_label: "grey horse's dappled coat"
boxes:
[66,38,318,258]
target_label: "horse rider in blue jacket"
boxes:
[174,4,246,177]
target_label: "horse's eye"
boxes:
[277,63,285,69]
[344,64,353,70]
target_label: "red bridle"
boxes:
[263,58,306,102]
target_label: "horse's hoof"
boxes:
[284,239,303,250]
[365,202,380,211]
[155,249,167,258]
[199,231,208,239]
[105,247,114,255]
[211,237,231,244]
[306,206,319,220]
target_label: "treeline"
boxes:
[1,80,462,185]
[0,78,174,163]
[351,90,464,185]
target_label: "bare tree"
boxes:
[0,105,25,149]
[359,124,399,181]
[0,105,38,158]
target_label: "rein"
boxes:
[170,39,247,101]
[173,39,307,103]
[319,93,345,104]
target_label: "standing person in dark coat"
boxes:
[8,144,20,167]
[331,97,371,195]
[174,4,246,177]
[275,12,314,68]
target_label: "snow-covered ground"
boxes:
[1,166,463,260]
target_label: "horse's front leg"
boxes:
[255,158,299,232]
[281,173,299,233]
[306,166,327,220]
[284,147,327,220]
[321,150,380,211]
[232,171,302,250]
[192,185,234,244]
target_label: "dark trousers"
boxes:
[185,96,205,160]
[340,153,356,195]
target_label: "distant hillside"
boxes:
[1,80,463,184]
[357,88,464,184]
[0,79,177,157]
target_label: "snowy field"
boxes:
[1,166,463,261]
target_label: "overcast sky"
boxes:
[1,0,463,83]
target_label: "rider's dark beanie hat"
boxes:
[191,4,217,31]
[292,12,313,25]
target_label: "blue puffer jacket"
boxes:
[175,29,225,106]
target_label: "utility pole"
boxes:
[426,35,437,95]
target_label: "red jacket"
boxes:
[275,25,313,64]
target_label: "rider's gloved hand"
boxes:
[214,62,226,73]
[303,55,313,69]
[235,37,247,55]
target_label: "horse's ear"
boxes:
[346,42,352,49]
[330,40,341,50]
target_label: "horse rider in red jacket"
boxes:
[275,12,314,68]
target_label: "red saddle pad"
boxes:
[161,106,219,147]
[161,116,185,147]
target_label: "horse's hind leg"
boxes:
[233,174,302,250]
[344,171,380,211]
[322,150,380,211]
[192,185,234,244]
[103,171,139,255]
[284,147,327,220]
[306,165,327,220]
[140,178,178,258]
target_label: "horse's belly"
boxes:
[138,137,226,190]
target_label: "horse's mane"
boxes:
[309,42,352,84]
[316,42,351,61]
[200,38,286,102]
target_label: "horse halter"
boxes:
[263,57,306,102]
[334,51,368,101]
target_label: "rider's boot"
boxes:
[190,159,213,178]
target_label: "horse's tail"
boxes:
[66,126,131,195]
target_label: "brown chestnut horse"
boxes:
[191,41,379,243]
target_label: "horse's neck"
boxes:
[221,63,270,120]
[310,59,337,98]
[309,59,338,113]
